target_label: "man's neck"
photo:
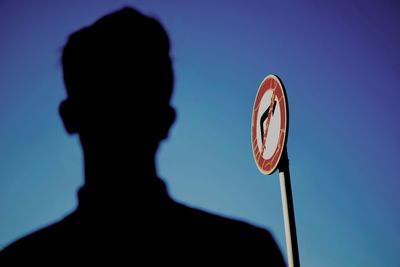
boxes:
[83,149,159,189]
[77,150,170,213]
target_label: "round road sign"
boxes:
[251,74,288,175]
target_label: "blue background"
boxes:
[0,1,399,266]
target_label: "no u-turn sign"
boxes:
[251,74,300,267]
[251,74,288,175]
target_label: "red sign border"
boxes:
[251,74,288,175]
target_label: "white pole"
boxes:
[278,148,300,267]
[279,171,294,267]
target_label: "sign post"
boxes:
[251,75,300,267]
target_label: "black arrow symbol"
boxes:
[260,100,277,140]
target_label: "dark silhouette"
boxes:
[0,7,286,265]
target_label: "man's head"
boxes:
[59,7,175,158]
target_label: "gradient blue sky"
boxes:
[0,1,399,266]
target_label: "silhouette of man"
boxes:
[0,7,286,265]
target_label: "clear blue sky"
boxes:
[0,1,399,266]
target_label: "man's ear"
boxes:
[59,99,79,134]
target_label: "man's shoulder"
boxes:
[174,201,269,235]
[171,201,286,265]
[0,213,76,262]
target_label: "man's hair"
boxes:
[61,7,173,105]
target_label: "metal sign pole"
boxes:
[278,148,300,267]
[251,75,300,267]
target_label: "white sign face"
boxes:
[251,75,288,175]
